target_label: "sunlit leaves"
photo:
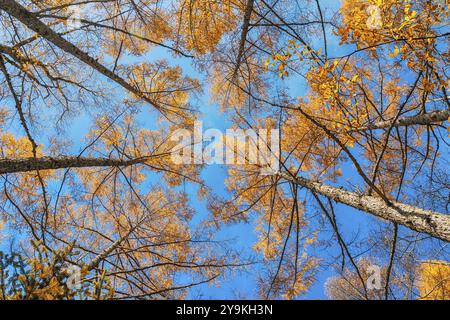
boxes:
[418,261,450,300]
[175,0,239,55]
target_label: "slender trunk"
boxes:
[87,228,134,271]
[0,156,149,174]
[233,0,254,77]
[0,0,160,110]
[353,109,450,131]
[283,173,450,242]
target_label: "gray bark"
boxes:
[0,156,148,174]
[354,109,450,131]
[283,173,450,242]
[87,227,135,271]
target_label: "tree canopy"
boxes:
[0,0,449,300]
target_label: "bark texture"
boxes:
[283,173,450,242]
[233,0,254,77]
[355,109,450,131]
[87,227,135,271]
[0,156,148,174]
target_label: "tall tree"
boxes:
[0,0,449,299]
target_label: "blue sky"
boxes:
[0,1,374,299]
[2,0,447,300]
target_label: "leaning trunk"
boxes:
[283,173,450,242]
[0,156,149,174]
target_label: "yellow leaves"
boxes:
[282,278,308,300]
[404,2,418,21]
[418,261,450,300]
[25,273,64,300]
[211,54,266,111]
[422,78,437,92]
[339,0,384,46]
[405,10,417,20]
[116,214,129,231]
[0,132,55,204]
[326,257,386,300]
[3,242,98,300]
[264,51,291,79]
[346,138,356,148]
[107,129,122,147]
[389,45,400,57]
[17,274,27,283]
[338,0,442,62]
[119,60,200,118]
[222,158,319,298]
[306,64,339,100]
[102,1,172,56]
[264,58,272,70]
[277,63,289,78]
[0,0,447,302]
[265,42,325,79]
[87,117,124,148]
[175,0,238,55]
[0,132,42,158]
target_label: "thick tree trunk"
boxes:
[283,173,450,242]
[0,156,148,174]
[0,0,160,110]
[355,109,450,131]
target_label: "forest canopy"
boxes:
[0,0,449,300]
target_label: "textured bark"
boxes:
[283,173,450,242]
[233,0,254,77]
[0,156,149,174]
[354,109,450,131]
[0,0,160,110]
[87,227,134,271]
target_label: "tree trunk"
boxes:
[0,156,149,174]
[233,0,254,76]
[87,227,135,271]
[354,109,450,131]
[283,173,450,242]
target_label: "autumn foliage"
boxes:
[0,0,449,300]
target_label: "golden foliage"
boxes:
[418,261,450,300]
[175,0,239,55]
[325,258,387,300]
